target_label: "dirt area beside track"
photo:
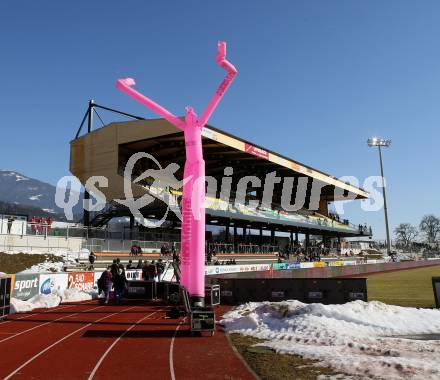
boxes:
[0,252,63,274]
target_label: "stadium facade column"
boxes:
[270,229,275,244]
[290,231,294,246]
[83,99,94,228]
[234,225,237,248]
[129,215,134,239]
[305,233,310,249]
[259,227,263,244]
[225,220,230,242]
[295,232,299,245]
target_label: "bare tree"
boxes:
[394,223,418,249]
[419,215,440,244]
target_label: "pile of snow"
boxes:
[15,249,82,274]
[10,294,60,314]
[221,301,440,379]
[20,261,65,273]
[10,289,99,314]
[60,288,99,303]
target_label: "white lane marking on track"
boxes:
[4,305,139,380]
[0,300,96,325]
[0,305,104,343]
[88,309,162,380]
[169,317,186,380]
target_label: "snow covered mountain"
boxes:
[0,170,83,217]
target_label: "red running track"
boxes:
[0,300,256,380]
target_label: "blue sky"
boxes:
[1,1,439,239]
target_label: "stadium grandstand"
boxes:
[70,103,372,266]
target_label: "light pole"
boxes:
[367,137,392,255]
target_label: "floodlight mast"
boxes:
[367,137,392,255]
[116,42,237,307]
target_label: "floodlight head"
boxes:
[367,137,391,147]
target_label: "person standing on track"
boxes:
[156,259,165,282]
[110,259,119,278]
[99,266,113,304]
[113,266,128,304]
[126,259,134,270]
[148,260,157,281]
[136,259,143,269]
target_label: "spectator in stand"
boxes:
[130,245,138,256]
[88,251,97,270]
[40,217,47,235]
[30,216,36,234]
[136,259,143,269]
[160,244,166,256]
[136,245,142,255]
[37,218,43,235]
[99,266,113,304]
[126,260,134,270]
[47,216,53,235]
[7,216,14,234]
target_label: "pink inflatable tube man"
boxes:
[116,41,237,306]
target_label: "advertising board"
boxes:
[125,269,143,281]
[12,273,39,300]
[205,264,271,276]
[67,272,94,291]
[39,273,68,295]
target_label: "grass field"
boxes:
[230,264,440,379]
[365,264,440,308]
[230,334,344,380]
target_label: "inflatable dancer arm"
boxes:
[198,41,238,129]
[116,78,185,130]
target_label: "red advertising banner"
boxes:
[68,272,94,292]
[244,143,269,160]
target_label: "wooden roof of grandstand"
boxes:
[70,118,368,205]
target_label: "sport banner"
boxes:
[299,262,315,269]
[273,263,287,270]
[313,262,327,268]
[329,261,345,267]
[244,143,269,160]
[12,273,39,300]
[286,263,301,270]
[205,264,271,276]
[67,272,94,292]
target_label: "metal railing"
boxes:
[207,242,279,255]
[81,238,181,253]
